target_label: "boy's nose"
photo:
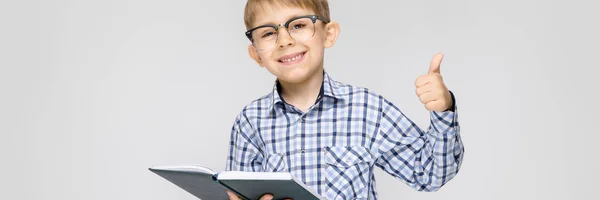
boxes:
[276,29,295,48]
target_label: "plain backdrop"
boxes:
[1,0,599,199]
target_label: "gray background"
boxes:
[1,0,598,199]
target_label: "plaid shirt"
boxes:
[226,71,464,200]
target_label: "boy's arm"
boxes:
[374,93,464,191]
[225,114,263,172]
[224,115,278,200]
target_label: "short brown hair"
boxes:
[244,0,330,30]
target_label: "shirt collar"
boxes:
[268,70,344,113]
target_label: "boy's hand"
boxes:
[415,53,453,112]
[226,190,292,200]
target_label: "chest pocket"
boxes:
[324,146,373,200]
[261,153,288,172]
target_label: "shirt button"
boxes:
[301,149,306,156]
[300,117,306,123]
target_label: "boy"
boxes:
[225,0,464,199]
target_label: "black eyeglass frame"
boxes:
[245,15,330,42]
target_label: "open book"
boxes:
[149,165,325,200]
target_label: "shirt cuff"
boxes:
[429,91,459,138]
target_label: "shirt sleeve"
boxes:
[225,113,264,172]
[374,91,464,191]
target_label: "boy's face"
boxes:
[247,4,339,84]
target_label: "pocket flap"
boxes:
[325,146,373,168]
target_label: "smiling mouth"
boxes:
[278,51,307,64]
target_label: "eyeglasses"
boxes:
[245,15,329,51]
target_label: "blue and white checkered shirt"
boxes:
[225,71,464,200]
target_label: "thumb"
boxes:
[226,191,241,200]
[428,52,444,74]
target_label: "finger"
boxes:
[415,74,431,88]
[418,91,438,105]
[226,191,241,200]
[428,52,444,74]
[416,84,432,96]
[259,194,274,200]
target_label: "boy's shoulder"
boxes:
[234,72,390,122]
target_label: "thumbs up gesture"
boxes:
[415,53,453,112]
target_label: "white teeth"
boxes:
[280,53,303,63]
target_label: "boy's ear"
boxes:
[323,21,340,48]
[248,44,265,67]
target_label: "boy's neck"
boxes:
[278,69,324,113]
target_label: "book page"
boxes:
[150,165,216,175]
[216,171,293,180]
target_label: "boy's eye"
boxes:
[291,23,307,30]
[262,32,275,38]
